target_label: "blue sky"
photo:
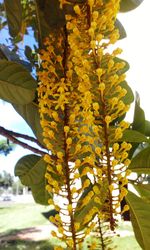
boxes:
[1,1,150,176]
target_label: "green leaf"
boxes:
[145,120,150,137]
[133,184,150,203]
[0,44,32,72]
[114,57,130,75]
[132,93,145,133]
[121,129,148,143]
[15,154,46,186]
[129,146,150,173]
[120,0,144,13]
[126,191,150,250]
[0,60,37,104]
[40,0,66,28]
[120,81,134,105]
[31,181,52,205]
[15,154,52,205]
[13,102,43,145]
[74,183,107,230]
[4,0,22,37]
[115,19,127,40]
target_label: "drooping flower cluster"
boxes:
[38,0,132,249]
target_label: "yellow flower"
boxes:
[74,5,81,15]
[54,247,63,250]
[57,151,64,160]
[83,179,91,188]
[51,231,57,237]
[105,115,112,127]
[93,102,99,111]
[94,196,101,204]
[113,143,119,152]
[74,222,80,231]
[109,184,114,193]
[99,83,105,96]
[75,159,81,167]
[121,205,129,214]
[92,11,99,20]
[56,164,63,173]
[66,137,72,146]
[67,204,73,213]
[93,185,100,195]
[95,147,101,155]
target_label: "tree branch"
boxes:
[0,126,46,155]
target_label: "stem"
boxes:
[63,25,77,249]
[101,99,115,231]
[63,119,77,250]
[98,217,106,250]
[87,3,91,28]
[0,126,46,149]
[0,126,46,155]
[86,2,115,231]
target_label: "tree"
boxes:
[0,139,15,155]
[1,0,150,249]
[0,170,14,189]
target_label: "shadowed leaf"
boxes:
[15,154,52,205]
[115,19,127,39]
[126,191,150,250]
[120,0,144,12]
[4,0,22,37]
[129,146,150,173]
[13,102,43,145]
[0,60,37,104]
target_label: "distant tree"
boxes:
[0,170,14,189]
[0,139,15,156]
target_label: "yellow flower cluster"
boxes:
[37,0,132,248]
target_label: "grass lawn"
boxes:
[0,202,50,235]
[0,202,142,249]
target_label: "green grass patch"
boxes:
[0,203,50,234]
[0,203,142,249]
[0,239,55,250]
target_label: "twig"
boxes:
[0,126,46,149]
[0,126,46,155]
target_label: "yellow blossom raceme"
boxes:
[38,0,132,248]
